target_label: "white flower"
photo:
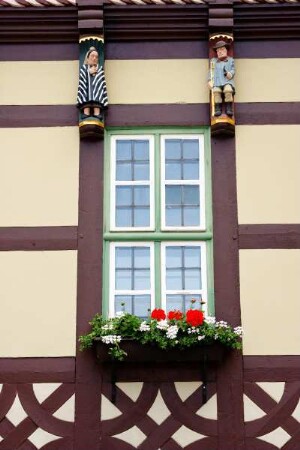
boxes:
[187,327,197,334]
[198,335,205,341]
[166,325,178,339]
[101,335,121,344]
[156,319,169,330]
[205,316,216,325]
[216,320,229,328]
[139,321,150,332]
[102,323,114,331]
[115,311,125,318]
[234,326,244,336]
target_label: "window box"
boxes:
[94,338,228,364]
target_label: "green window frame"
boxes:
[103,127,214,318]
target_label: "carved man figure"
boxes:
[77,46,108,119]
[208,40,235,117]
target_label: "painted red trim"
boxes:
[0,43,78,61]
[74,140,104,450]
[106,104,210,127]
[236,103,300,125]
[244,356,300,381]
[0,226,78,251]
[0,358,75,382]
[239,225,300,249]
[211,136,245,449]
[0,106,77,128]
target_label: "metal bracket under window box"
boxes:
[94,339,229,405]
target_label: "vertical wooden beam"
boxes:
[211,135,245,450]
[74,134,104,450]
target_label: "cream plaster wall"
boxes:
[236,125,300,224]
[240,250,300,355]
[0,61,78,105]
[235,59,300,102]
[105,59,209,104]
[0,127,79,226]
[0,251,77,357]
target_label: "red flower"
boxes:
[151,308,166,320]
[186,309,204,327]
[167,310,183,321]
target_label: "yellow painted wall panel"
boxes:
[235,59,300,102]
[0,61,78,105]
[0,127,79,226]
[0,251,77,357]
[236,125,300,224]
[105,59,209,104]
[240,250,300,355]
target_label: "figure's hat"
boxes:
[213,40,230,50]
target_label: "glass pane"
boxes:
[185,269,201,290]
[184,294,202,311]
[165,139,181,160]
[116,141,131,161]
[166,207,182,226]
[115,269,132,290]
[115,247,132,268]
[115,295,132,314]
[133,162,149,181]
[183,207,199,226]
[184,247,201,268]
[134,141,149,161]
[134,208,150,227]
[134,247,150,268]
[134,186,149,206]
[166,269,183,290]
[116,207,132,227]
[166,295,183,312]
[184,186,199,205]
[133,295,151,318]
[183,162,199,180]
[116,186,132,206]
[165,162,181,180]
[182,140,199,159]
[166,246,182,268]
[116,163,132,181]
[134,269,150,290]
[166,186,181,205]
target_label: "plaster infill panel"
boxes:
[0,61,78,105]
[240,249,300,355]
[105,59,209,104]
[0,127,79,226]
[236,125,300,224]
[0,251,77,357]
[235,58,300,102]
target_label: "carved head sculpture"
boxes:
[213,40,230,60]
[84,47,99,66]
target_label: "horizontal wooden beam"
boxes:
[239,224,300,249]
[0,226,78,251]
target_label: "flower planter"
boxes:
[94,338,228,364]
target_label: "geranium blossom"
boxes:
[151,308,166,320]
[167,310,183,320]
[186,309,204,327]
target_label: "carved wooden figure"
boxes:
[77,36,108,140]
[208,34,235,137]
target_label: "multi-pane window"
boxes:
[161,243,207,313]
[110,243,154,318]
[110,136,154,230]
[105,129,212,318]
[161,136,205,230]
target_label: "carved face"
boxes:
[87,50,99,65]
[216,46,228,60]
